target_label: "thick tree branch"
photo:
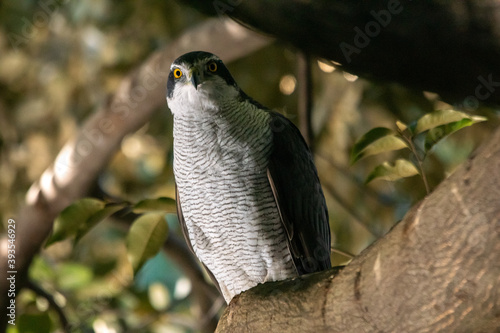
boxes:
[0,18,271,331]
[186,0,500,105]
[216,126,500,332]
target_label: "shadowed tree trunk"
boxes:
[183,0,500,106]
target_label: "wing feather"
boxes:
[266,112,331,275]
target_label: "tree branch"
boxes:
[0,18,271,331]
[25,280,70,333]
[185,0,500,105]
[216,126,500,332]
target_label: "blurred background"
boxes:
[0,1,498,332]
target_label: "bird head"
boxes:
[166,51,240,117]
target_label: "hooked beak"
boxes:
[190,68,202,90]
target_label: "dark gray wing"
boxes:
[175,185,222,294]
[266,112,331,275]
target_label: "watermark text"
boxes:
[6,218,17,326]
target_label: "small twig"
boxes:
[162,233,221,333]
[297,51,314,151]
[26,280,70,333]
[200,296,225,329]
[398,129,431,194]
[316,153,397,207]
[321,181,382,238]
[331,247,355,260]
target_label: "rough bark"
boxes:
[185,0,500,105]
[0,18,271,332]
[216,127,500,332]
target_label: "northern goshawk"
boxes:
[166,51,331,303]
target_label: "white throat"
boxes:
[167,79,240,119]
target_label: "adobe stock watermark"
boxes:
[340,0,407,63]
[8,0,70,50]
[212,0,243,19]
[455,74,500,111]
[6,219,17,326]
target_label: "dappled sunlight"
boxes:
[317,60,336,73]
[279,74,297,95]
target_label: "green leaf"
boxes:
[57,262,94,290]
[424,116,486,151]
[396,120,414,139]
[414,109,485,134]
[395,120,408,132]
[18,313,51,333]
[133,197,177,214]
[28,256,55,282]
[46,198,105,247]
[366,159,419,183]
[126,213,169,274]
[350,127,408,164]
[74,202,126,243]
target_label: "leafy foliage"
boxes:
[351,110,487,192]
[133,197,177,214]
[46,197,172,273]
[40,197,173,330]
[46,198,107,247]
[424,118,484,151]
[365,159,419,184]
[350,127,407,164]
[126,213,169,274]
[46,199,128,247]
[412,109,483,134]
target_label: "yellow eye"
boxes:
[207,61,217,72]
[173,68,183,79]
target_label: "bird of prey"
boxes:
[166,51,331,303]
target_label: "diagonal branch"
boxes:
[25,280,70,333]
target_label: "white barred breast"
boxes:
[173,100,296,302]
